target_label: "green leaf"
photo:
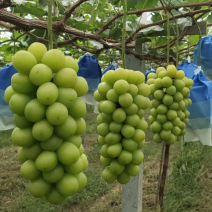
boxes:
[109,27,122,40]
[156,37,167,46]
[136,0,158,9]
[136,37,151,44]
[186,0,206,3]
[140,25,164,35]
[189,35,199,45]
[0,43,12,51]
[151,12,161,23]
[110,0,120,6]
[74,22,90,31]
[81,2,93,13]
[169,49,177,59]
[25,29,47,47]
[127,0,139,10]
[38,0,47,7]
[207,13,212,23]
[127,22,137,31]
[165,0,188,6]
[14,3,46,17]
[147,49,165,56]
[57,1,66,14]
[90,10,98,23]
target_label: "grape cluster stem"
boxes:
[159,143,170,212]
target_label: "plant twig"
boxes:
[27,32,49,43]
[1,1,210,64]
[15,32,26,40]
[158,1,171,211]
[96,0,212,35]
[0,20,17,30]
[47,0,54,50]
[155,142,165,209]
[159,143,170,212]
[162,0,170,65]
[153,27,189,50]
[121,0,127,68]
[179,43,196,52]
[192,17,202,66]
[12,29,15,54]
[168,10,179,65]
[61,0,89,23]
[0,0,15,9]
[0,7,210,51]
[0,39,11,44]
[125,8,210,45]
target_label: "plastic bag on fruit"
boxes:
[185,70,212,146]
[193,35,212,77]
[102,62,119,75]
[145,67,156,82]
[177,60,198,79]
[0,64,17,130]
[78,53,102,113]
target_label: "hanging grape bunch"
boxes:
[147,65,193,144]
[4,42,89,205]
[94,68,150,184]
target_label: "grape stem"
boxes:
[159,0,170,65]
[154,141,165,209]
[168,10,179,66]
[176,23,179,66]
[47,0,54,50]
[192,17,201,66]
[121,0,127,69]
[159,143,170,212]
[165,6,170,65]
[12,7,16,54]
[12,29,16,54]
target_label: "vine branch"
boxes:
[121,0,127,68]
[125,8,211,44]
[0,0,15,9]
[159,144,170,212]
[96,0,212,35]
[0,0,211,63]
[61,0,89,24]
[47,0,54,50]
[1,6,209,52]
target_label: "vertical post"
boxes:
[121,37,145,212]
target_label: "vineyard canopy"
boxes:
[0,0,212,67]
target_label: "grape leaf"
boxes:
[136,0,159,9]
[14,3,46,17]
[207,13,212,23]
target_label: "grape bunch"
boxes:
[94,68,150,184]
[4,42,89,205]
[147,65,193,144]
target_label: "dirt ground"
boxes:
[1,112,212,212]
